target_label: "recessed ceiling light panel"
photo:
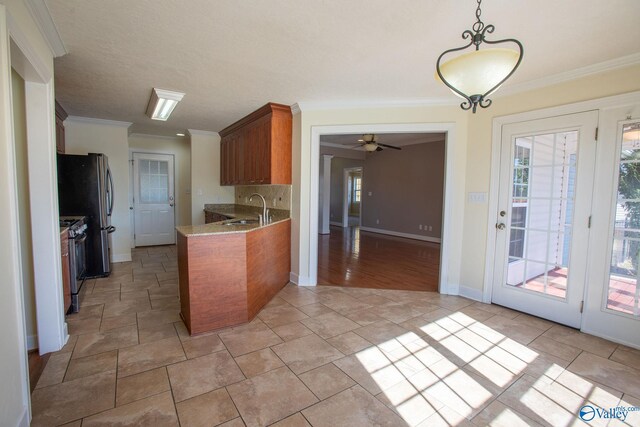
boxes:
[146,88,185,121]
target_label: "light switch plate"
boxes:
[468,192,487,204]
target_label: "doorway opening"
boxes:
[317,132,446,291]
[344,167,362,227]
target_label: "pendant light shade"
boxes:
[435,0,523,113]
[437,48,520,99]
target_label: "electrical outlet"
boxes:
[419,224,423,230]
[197,189,203,196]
[376,219,379,224]
[428,225,433,231]
[273,198,277,206]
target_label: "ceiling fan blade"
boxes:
[377,143,402,150]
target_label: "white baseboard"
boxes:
[112,252,132,263]
[26,334,38,351]
[359,226,442,243]
[17,404,29,427]
[458,285,483,302]
[289,272,316,286]
[579,326,640,350]
[329,221,343,227]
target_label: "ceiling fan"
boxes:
[354,134,402,152]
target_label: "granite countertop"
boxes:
[176,204,290,237]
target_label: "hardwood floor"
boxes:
[318,226,440,291]
[28,350,50,393]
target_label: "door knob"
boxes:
[496,223,506,230]
[170,203,175,207]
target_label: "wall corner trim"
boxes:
[65,116,132,128]
[112,253,132,263]
[290,103,302,115]
[187,129,218,137]
[289,272,316,286]
[17,405,30,427]
[458,285,484,302]
[24,0,68,57]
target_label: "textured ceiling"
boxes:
[45,0,640,136]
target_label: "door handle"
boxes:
[169,203,174,207]
[496,223,506,230]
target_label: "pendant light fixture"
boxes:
[435,0,523,113]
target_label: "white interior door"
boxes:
[133,153,175,246]
[492,111,598,328]
[583,104,640,347]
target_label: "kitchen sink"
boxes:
[224,218,260,225]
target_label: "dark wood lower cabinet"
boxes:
[178,220,291,335]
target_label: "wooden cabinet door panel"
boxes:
[218,103,292,186]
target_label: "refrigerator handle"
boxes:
[107,166,114,216]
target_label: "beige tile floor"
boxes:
[31,246,640,426]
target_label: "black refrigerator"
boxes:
[57,153,115,278]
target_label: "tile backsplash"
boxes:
[235,185,291,210]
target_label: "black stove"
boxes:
[59,216,87,312]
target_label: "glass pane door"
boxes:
[138,159,169,204]
[492,111,598,328]
[583,104,640,347]
[506,131,578,299]
[607,121,640,316]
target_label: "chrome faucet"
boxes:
[249,193,268,225]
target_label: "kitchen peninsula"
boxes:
[176,205,290,335]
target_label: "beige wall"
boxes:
[64,118,132,262]
[360,141,445,239]
[11,68,37,349]
[189,130,234,224]
[129,134,191,227]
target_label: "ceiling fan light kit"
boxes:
[355,134,402,152]
[435,0,523,113]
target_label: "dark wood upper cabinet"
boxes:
[55,101,68,154]
[219,102,292,185]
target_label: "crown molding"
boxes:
[129,132,187,141]
[65,116,132,128]
[498,52,640,98]
[187,129,218,137]
[25,0,67,57]
[290,103,302,115]
[295,97,457,112]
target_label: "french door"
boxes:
[582,105,640,346]
[491,111,598,328]
[133,152,175,246]
[492,103,640,346]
